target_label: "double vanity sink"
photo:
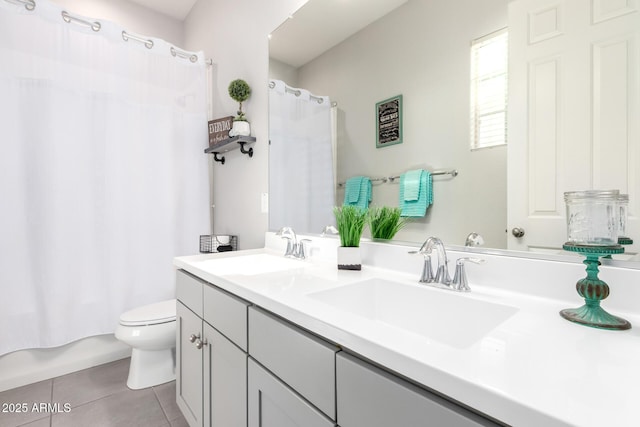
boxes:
[175,234,640,427]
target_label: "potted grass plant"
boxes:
[333,205,368,270]
[368,206,407,241]
[228,79,252,137]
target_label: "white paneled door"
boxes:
[507,0,640,253]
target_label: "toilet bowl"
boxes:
[115,299,176,389]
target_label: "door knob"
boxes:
[512,227,525,238]
[195,338,208,350]
[189,333,200,343]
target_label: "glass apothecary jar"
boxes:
[618,194,630,238]
[564,190,620,246]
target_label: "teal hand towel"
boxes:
[399,170,432,217]
[403,169,423,201]
[344,176,364,204]
[343,176,371,210]
[361,178,372,209]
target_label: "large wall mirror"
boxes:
[268,0,640,265]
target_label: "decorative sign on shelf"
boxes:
[376,94,403,148]
[208,116,233,147]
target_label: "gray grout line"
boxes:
[152,386,171,424]
[49,379,53,427]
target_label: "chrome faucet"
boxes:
[276,227,310,259]
[321,225,339,237]
[418,237,452,286]
[415,237,485,292]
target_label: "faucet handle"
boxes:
[451,257,485,292]
[419,253,435,283]
[297,239,312,259]
[281,238,295,257]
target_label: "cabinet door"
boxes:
[337,352,500,427]
[203,322,247,427]
[176,301,203,427]
[248,359,335,427]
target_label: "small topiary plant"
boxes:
[228,79,251,121]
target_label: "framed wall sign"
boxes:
[376,94,403,148]
[208,115,233,147]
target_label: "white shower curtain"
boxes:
[269,80,336,233]
[0,0,210,355]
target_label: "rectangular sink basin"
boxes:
[307,278,518,349]
[193,253,305,276]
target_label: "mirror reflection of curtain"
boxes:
[0,0,209,355]
[269,80,335,233]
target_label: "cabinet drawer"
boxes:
[176,270,204,317]
[203,283,249,351]
[248,307,339,420]
[337,352,500,427]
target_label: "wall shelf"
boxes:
[205,136,255,164]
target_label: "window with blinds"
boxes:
[470,28,508,150]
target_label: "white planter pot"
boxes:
[337,246,361,270]
[229,121,251,137]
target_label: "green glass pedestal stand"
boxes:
[561,243,631,330]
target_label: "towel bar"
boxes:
[388,169,458,182]
[337,170,458,187]
[337,177,387,188]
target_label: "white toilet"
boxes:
[115,299,177,389]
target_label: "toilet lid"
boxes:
[119,299,176,326]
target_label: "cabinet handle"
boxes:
[195,338,208,350]
[189,333,200,343]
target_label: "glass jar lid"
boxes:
[564,190,620,202]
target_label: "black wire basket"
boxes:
[199,235,237,253]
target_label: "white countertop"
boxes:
[174,236,640,427]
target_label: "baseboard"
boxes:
[0,334,132,392]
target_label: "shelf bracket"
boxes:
[212,153,225,164]
[238,141,254,158]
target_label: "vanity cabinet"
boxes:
[336,352,500,427]
[176,268,501,427]
[176,270,249,427]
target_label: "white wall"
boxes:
[52,0,183,46]
[183,0,308,250]
[295,0,509,248]
[269,58,299,87]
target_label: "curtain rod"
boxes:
[122,30,153,49]
[61,10,100,32]
[5,0,208,64]
[5,0,34,10]
[268,80,337,106]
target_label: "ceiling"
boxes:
[128,0,197,21]
[270,0,408,68]
[132,0,408,68]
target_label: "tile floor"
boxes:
[0,358,188,427]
